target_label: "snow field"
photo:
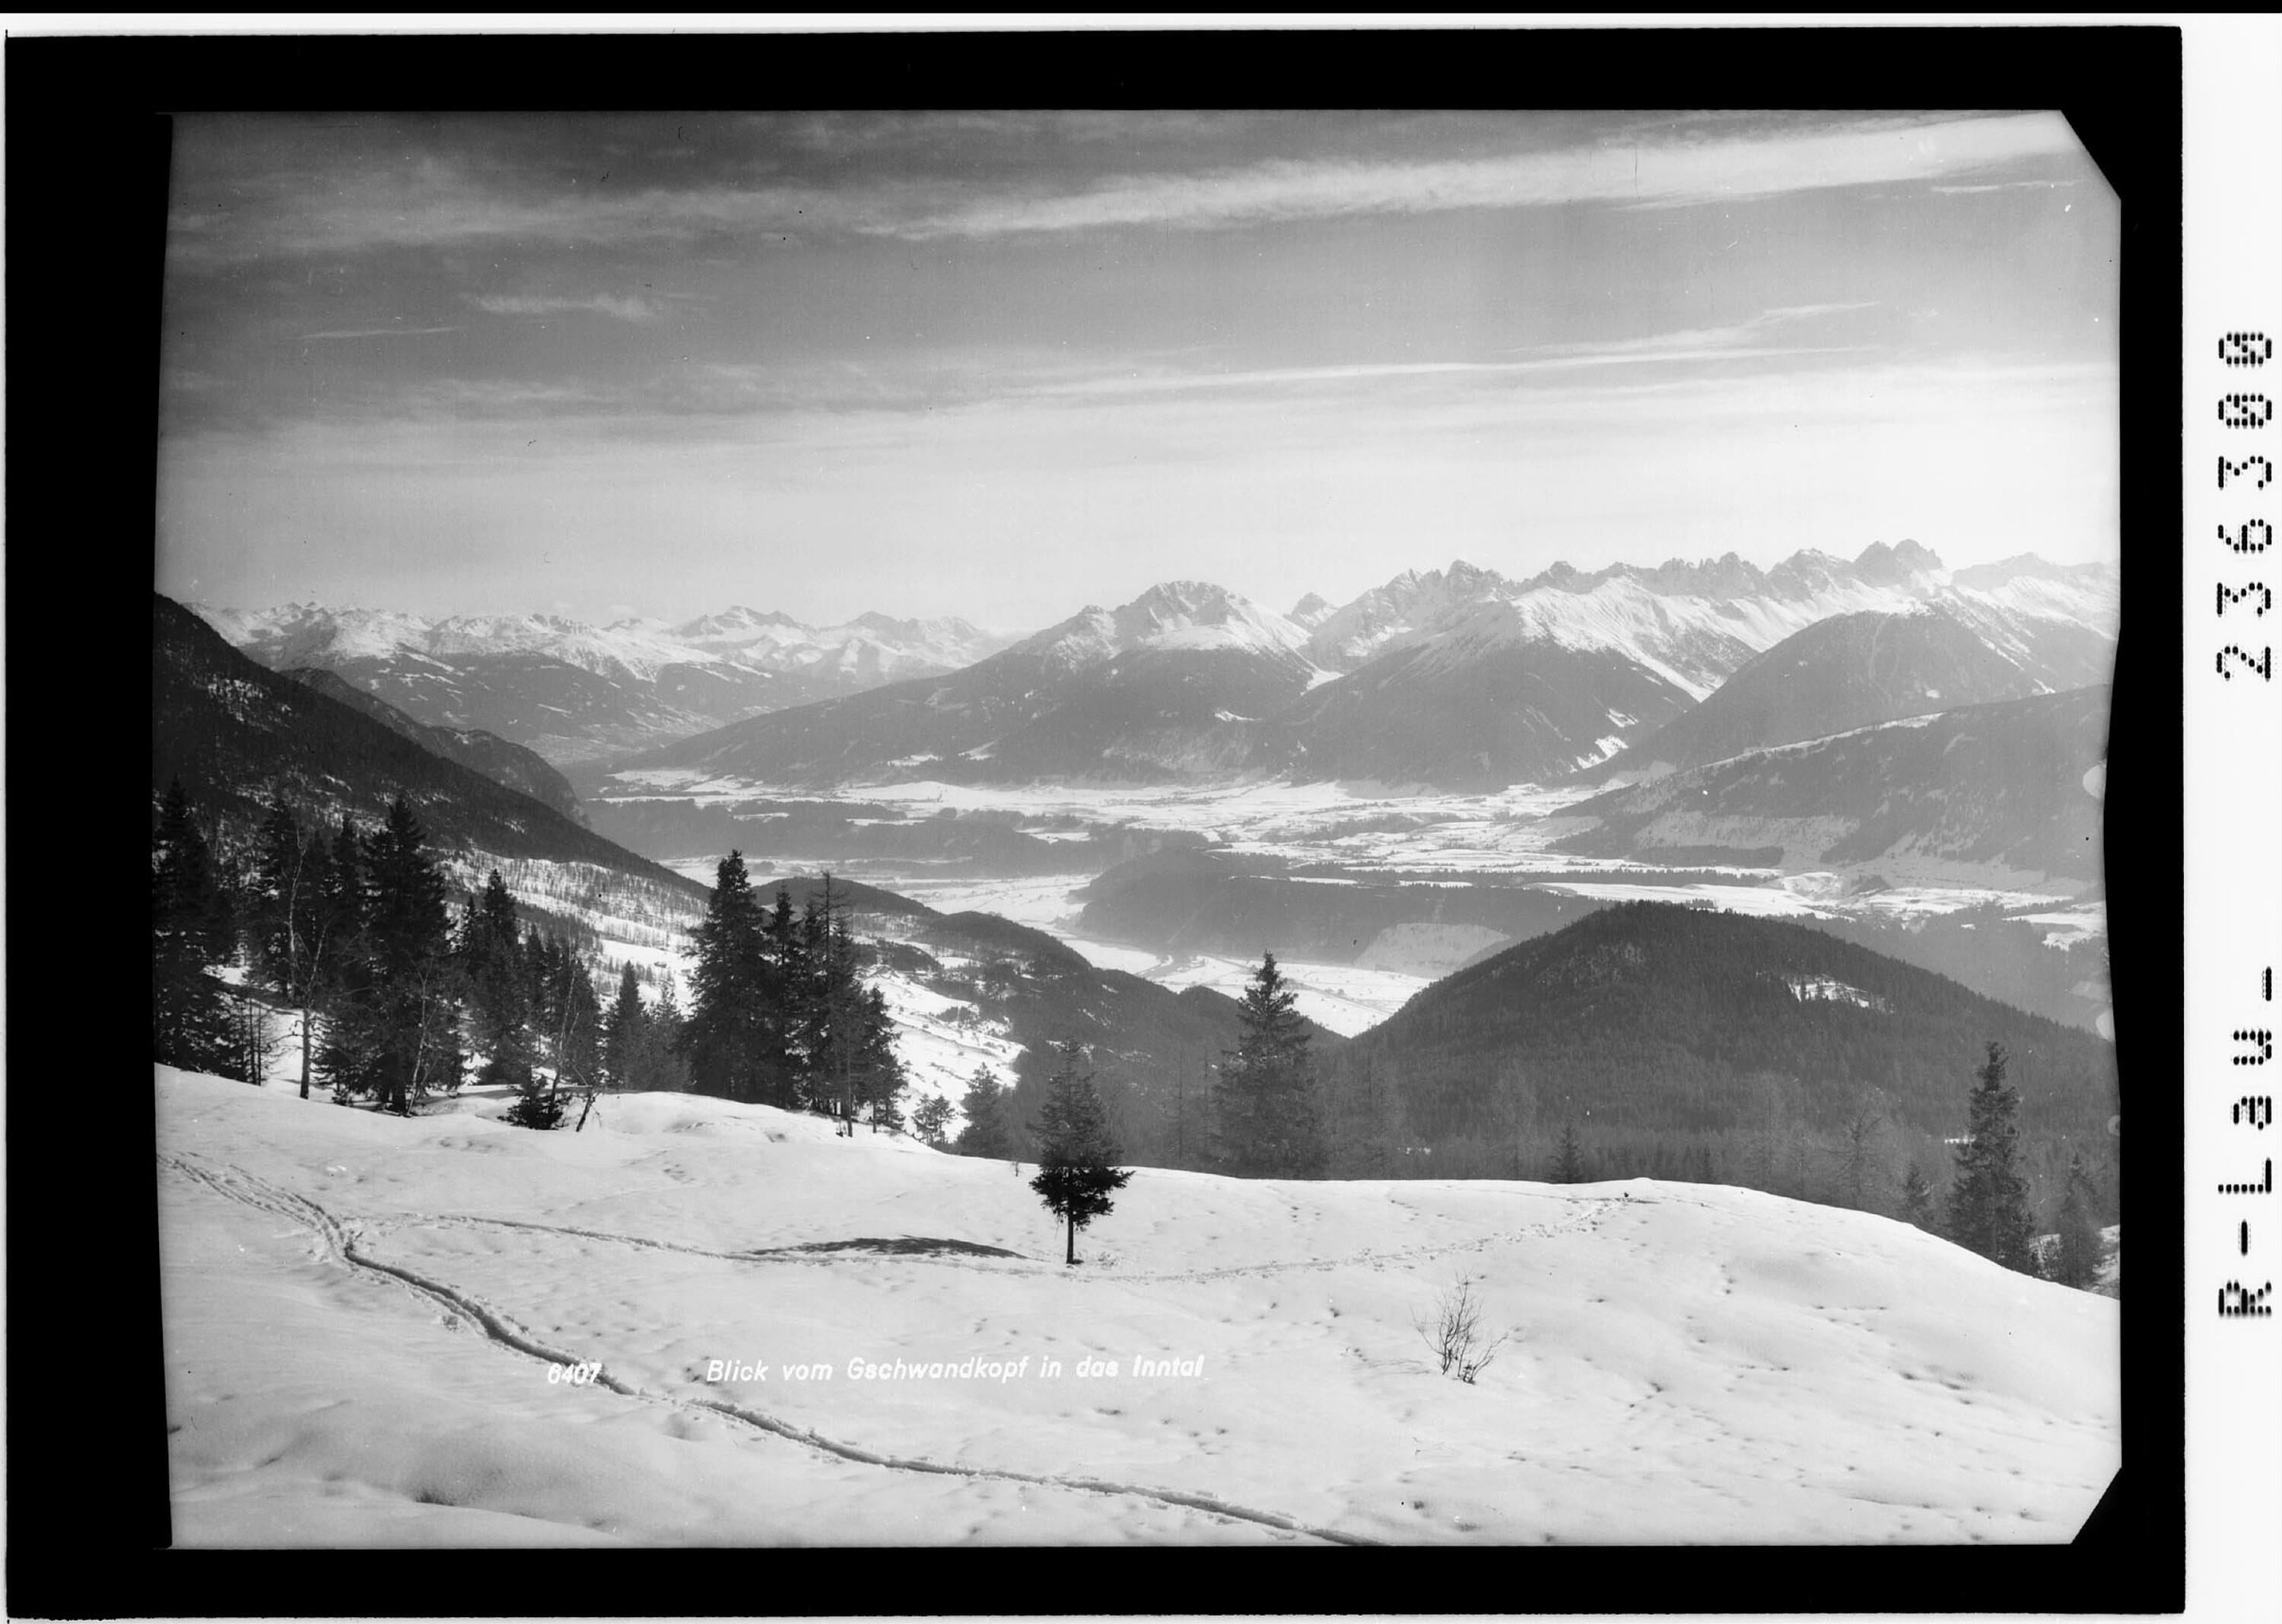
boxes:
[157,1068,2118,1545]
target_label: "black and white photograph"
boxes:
[126,33,2163,1569]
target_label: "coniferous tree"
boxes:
[316,815,381,1103]
[247,796,342,1098]
[504,1067,567,1130]
[358,796,462,1113]
[853,982,907,1133]
[602,961,647,1088]
[1946,1042,2039,1273]
[1553,1120,1588,1184]
[508,930,602,1127]
[2049,1149,2104,1289]
[758,885,803,1106]
[1028,1044,1134,1266]
[615,971,692,1093]
[796,875,863,1123]
[1216,952,1323,1177]
[536,934,603,1090]
[1899,1162,1936,1228]
[954,1067,1017,1158]
[461,871,534,1091]
[1835,1104,1887,1212]
[153,778,237,1074]
[679,850,773,1101]
[912,1094,955,1149]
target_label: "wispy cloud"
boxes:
[298,324,462,341]
[1504,303,1883,370]
[898,115,2083,238]
[467,292,664,323]
[169,113,2090,264]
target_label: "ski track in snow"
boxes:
[366,1192,1626,1286]
[158,1148,1377,1546]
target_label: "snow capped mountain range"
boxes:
[197,602,1010,687]
[195,542,2116,789]
[189,601,1020,765]
[1298,540,2115,702]
[1013,580,1317,675]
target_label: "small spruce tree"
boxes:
[912,1094,955,1149]
[1899,1161,1936,1229]
[1553,1121,1588,1184]
[954,1067,1016,1158]
[1946,1042,2039,1273]
[1028,1044,1133,1266]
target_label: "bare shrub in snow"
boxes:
[1415,1274,1511,1384]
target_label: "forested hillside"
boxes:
[153,593,701,898]
[1322,901,2118,1220]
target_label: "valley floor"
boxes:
[157,1067,2120,1546]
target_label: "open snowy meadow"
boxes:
[157,1066,2118,1546]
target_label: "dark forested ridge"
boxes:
[1335,899,2115,1142]
[280,666,589,825]
[1553,686,2110,881]
[1588,606,2048,780]
[152,593,703,898]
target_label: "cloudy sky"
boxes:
[157,110,2118,631]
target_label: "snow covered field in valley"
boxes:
[157,1066,2120,1546]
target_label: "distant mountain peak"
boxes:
[1854,538,1947,585]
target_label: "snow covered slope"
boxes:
[157,1067,2118,1546]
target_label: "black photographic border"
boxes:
[7,21,2182,1617]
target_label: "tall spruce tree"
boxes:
[602,961,647,1089]
[152,778,236,1074]
[852,981,907,1133]
[533,933,602,1092]
[316,815,379,1102]
[358,796,461,1114]
[1946,1042,2039,1273]
[758,885,803,1106]
[1028,1044,1134,1266]
[795,875,857,1122]
[1216,952,1324,1177]
[2049,1149,2105,1289]
[787,873,900,1129]
[460,871,533,1091]
[679,850,774,1102]
[248,796,341,1098]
